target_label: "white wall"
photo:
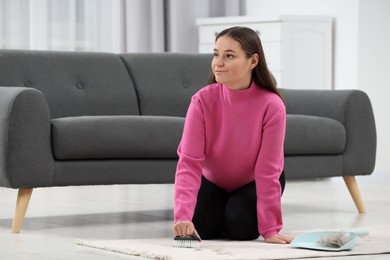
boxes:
[357,0,390,174]
[246,0,390,173]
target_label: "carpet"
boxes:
[76,226,390,260]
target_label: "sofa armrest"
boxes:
[0,87,54,188]
[280,88,376,176]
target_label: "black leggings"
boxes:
[192,171,285,241]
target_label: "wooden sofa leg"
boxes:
[12,188,33,233]
[343,176,366,214]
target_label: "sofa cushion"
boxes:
[51,116,184,160]
[285,115,346,155]
[120,53,212,117]
[0,50,140,119]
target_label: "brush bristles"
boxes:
[172,236,201,248]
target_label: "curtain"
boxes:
[0,0,124,52]
[0,0,246,53]
[167,0,246,52]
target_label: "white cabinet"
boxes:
[196,16,333,89]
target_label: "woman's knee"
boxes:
[224,207,260,240]
[192,176,228,239]
[224,189,259,240]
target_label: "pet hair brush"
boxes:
[172,233,201,248]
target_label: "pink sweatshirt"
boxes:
[174,81,286,239]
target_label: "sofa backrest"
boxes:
[0,50,140,119]
[120,53,212,117]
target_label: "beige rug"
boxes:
[76,226,390,260]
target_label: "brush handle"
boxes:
[174,234,201,241]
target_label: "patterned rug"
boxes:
[76,226,390,260]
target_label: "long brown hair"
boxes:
[208,26,281,99]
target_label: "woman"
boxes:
[173,26,292,244]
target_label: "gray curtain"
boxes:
[165,0,246,52]
[123,0,246,53]
[0,0,246,53]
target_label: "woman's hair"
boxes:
[208,26,281,98]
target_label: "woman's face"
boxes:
[212,35,258,90]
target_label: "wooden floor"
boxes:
[1,171,389,260]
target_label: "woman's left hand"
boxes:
[265,234,293,244]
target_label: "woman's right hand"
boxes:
[172,221,201,241]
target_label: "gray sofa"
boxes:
[0,49,376,233]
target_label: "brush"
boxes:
[172,233,201,248]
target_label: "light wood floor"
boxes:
[1,171,389,260]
